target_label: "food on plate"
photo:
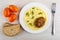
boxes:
[24,7,47,30]
[34,17,45,28]
[8,14,16,22]
[9,5,19,12]
[4,7,11,17]
[3,5,19,22]
[2,23,20,36]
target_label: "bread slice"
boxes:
[2,23,20,37]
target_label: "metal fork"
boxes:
[51,3,56,35]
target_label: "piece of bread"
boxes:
[2,23,20,37]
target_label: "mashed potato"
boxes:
[24,7,47,30]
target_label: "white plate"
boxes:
[19,2,52,33]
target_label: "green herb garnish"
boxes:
[32,11,34,15]
[26,12,29,16]
[38,12,42,15]
[27,20,29,22]
[32,7,35,9]
[29,23,32,26]
[31,16,34,19]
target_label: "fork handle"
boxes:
[52,14,55,35]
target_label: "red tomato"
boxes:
[4,7,11,17]
[9,13,16,22]
[9,5,19,12]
